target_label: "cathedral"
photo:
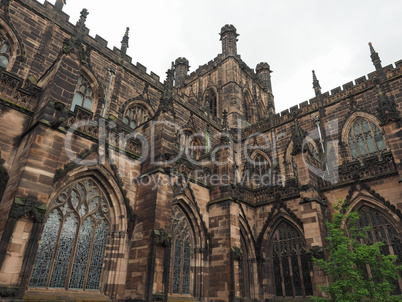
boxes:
[0,0,401,301]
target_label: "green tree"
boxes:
[312,200,401,302]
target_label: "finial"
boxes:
[121,27,130,55]
[62,8,89,61]
[312,70,321,96]
[368,42,385,80]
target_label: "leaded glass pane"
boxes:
[83,98,92,110]
[0,43,8,53]
[86,220,108,289]
[123,105,150,129]
[354,122,362,135]
[172,239,182,294]
[30,178,110,291]
[301,252,313,295]
[71,93,83,111]
[70,218,94,289]
[273,254,283,296]
[366,133,377,154]
[182,240,191,294]
[291,253,302,296]
[357,136,367,156]
[0,55,8,68]
[50,214,78,288]
[30,210,61,287]
[271,222,312,297]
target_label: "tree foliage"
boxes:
[312,200,401,302]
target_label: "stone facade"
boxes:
[0,1,401,301]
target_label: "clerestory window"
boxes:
[71,75,94,111]
[122,105,150,129]
[348,118,386,161]
[30,178,110,290]
[0,35,11,69]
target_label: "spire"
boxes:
[312,70,321,96]
[121,27,129,55]
[368,42,386,80]
[63,8,89,61]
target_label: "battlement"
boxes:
[241,59,402,138]
[21,0,162,88]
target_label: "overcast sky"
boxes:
[40,0,402,113]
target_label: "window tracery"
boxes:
[122,104,150,129]
[243,153,270,188]
[30,178,110,290]
[176,131,202,160]
[0,35,11,69]
[170,206,192,295]
[71,75,94,111]
[348,118,386,161]
[271,221,313,297]
[358,206,402,294]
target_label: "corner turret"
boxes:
[256,62,272,93]
[174,57,189,87]
[220,24,239,57]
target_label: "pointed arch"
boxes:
[175,128,204,160]
[0,17,24,70]
[243,88,253,122]
[341,112,388,163]
[262,214,313,299]
[239,217,258,300]
[120,99,154,129]
[204,86,218,116]
[170,199,208,298]
[242,150,272,188]
[346,197,402,293]
[28,165,130,296]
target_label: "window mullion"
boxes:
[82,221,96,290]
[65,217,83,289]
[45,213,67,287]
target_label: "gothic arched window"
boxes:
[358,206,402,294]
[248,153,270,188]
[122,105,150,129]
[176,131,202,160]
[71,75,94,112]
[0,35,11,69]
[271,221,313,298]
[30,178,110,290]
[205,88,217,116]
[170,206,193,295]
[348,118,386,161]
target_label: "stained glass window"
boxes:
[170,206,193,295]
[0,35,11,69]
[358,206,402,294]
[122,105,150,129]
[245,153,270,188]
[348,118,386,161]
[271,221,313,297]
[30,178,110,291]
[71,75,94,111]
